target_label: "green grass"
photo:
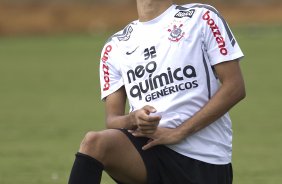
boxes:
[230,26,282,183]
[0,34,112,184]
[0,26,282,184]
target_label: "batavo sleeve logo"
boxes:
[202,11,228,56]
[101,45,112,91]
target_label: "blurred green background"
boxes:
[0,0,282,184]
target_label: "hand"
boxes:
[131,105,161,135]
[132,127,184,150]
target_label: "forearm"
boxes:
[104,87,137,130]
[106,111,137,130]
[177,82,245,138]
[177,60,246,139]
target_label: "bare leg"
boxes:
[79,129,147,184]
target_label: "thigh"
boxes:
[173,153,233,184]
[140,145,232,184]
[196,162,233,184]
[96,129,147,184]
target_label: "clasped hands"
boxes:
[129,105,183,150]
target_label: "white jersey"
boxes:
[100,3,244,164]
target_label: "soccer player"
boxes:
[68,0,246,183]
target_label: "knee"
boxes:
[78,129,125,164]
[79,131,103,156]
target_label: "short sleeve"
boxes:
[201,6,244,65]
[99,41,124,101]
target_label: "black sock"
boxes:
[68,152,104,184]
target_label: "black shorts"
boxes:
[116,129,233,184]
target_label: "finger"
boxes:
[143,105,157,114]
[142,139,160,150]
[131,130,145,137]
[137,106,160,122]
[137,124,158,132]
[132,129,155,136]
[131,127,157,136]
[127,129,134,133]
[138,126,155,132]
[138,122,158,128]
[140,115,161,123]
[147,115,162,122]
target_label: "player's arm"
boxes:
[105,86,135,129]
[105,87,161,132]
[176,59,246,137]
[137,59,245,150]
[100,41,160,131]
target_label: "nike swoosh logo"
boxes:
[126,46,139,55]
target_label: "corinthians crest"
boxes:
[167,23,185,42]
